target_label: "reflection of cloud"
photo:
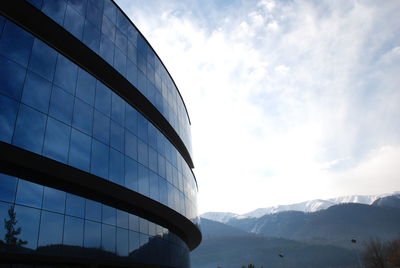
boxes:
[116,0,400,214]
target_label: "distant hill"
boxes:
[200,218,251,238]
[372,194,400,209]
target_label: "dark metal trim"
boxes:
[0,0,194,169]
[0,142,202,250]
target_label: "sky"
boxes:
[115,0,400,214]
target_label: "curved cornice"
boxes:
[0,142,202,250]
[0,0,194,169]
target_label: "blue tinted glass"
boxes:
[0,202,11,241]
[28,39,57,81]
[82,20,100,52]
[127,42,137,64]
[85,199,101,222]
[49,86,74,124]
[15,179,43,208]
[101,224,116,253]
[38,210,64,247]
[148,124,157,149]
[114,47,126,76]
[149,171,159,201]
[76,68,95,105]
[84,220,101,248]
[138,72,146,96]
[42,0,67,25]
[109,148,124,185]
[148,147,158,172]
[126,58,138,86]
[116,11,128,34]
[0,173,17,202]
[125,105,137,134]
[26,0,43,9]
[101,15,115,40]
[69,128,91,172]
[21,71,52,113]
[0,94,19,143]
[13,104,47,154]
[116,227,128,256]
[125,156,137,191]
[68,0,87,16]
[139,233,148,247]
[88,0,104,11]
[0,20,34,67]
[86,5,102,26]
[63,215,84,246]
[14,205,41,249]
[91,139,109,178]
[127,25,138,45]
[129,230,139,252]
[137,140,148,166]
[139,218,148,235]
[103,0,116,24]
[42,187,65,214]
[43,117,70,163]
[0,55,27,101]
[116,210,128,229]
[102,204,116,225]
[93,110,110,145]
[137,114,148,142]
[111,93,125,126]
[65,193,85,218]
[115,29,127,54]
[95,81,111,116]
[0,16,4,35]
[99,35,114,65]
[128,214,139,232]
[158,154,166,178]
[138,165,149,196]
[64,5,84,39]
[137,54,146,75]
[110,121,124,152]
[72,98,93,135]
[54,54,78,94]
[158,177,167,205]
[137,35,147,55]
[125,131,137,160]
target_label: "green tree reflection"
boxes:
[4,206,27,246]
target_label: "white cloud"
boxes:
[116,0,400,214]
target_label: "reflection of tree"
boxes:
[4,206,27,246]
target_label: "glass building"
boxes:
[0,0,201,267]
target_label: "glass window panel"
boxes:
[128,214,139,232]
[103,0,116,24]
[0,20,34,67]
[99,35,114,65]
[128,230,139,253]
[93,109,110,145]
[125,156,138,191]
[137,114,148,142]
[41,0,67,25]
[127,24,138,45]
[53,54,78,94]
[127,41,137,63]
[28,38,57,81]
[42,187,66,214]
[72,98,93,135]
[137,54,146,75]
[69,128,91,172]
[109,148,124,185]
[82,20,101,53]
[138,165,149,197]
[15,179,43,208]
[91,139,109,178]
[88,0,104,11]
[63,215,84,246]
[13,104,47,154]
[86,4,102,26]
[0,202,11,242]
[65,193,85,218]
[0,94,19,143]
[49,85,74,124]
[157,154,166,178]
[43,117,71,163]
[165,161,172,183]
[14,205,41,249]
[110,120,124,152]
[102,204,116,225]
[125,105,137,134]
[0,15,5,35]
[111,93,125,126]
[85,199,101,222]
[116,210,128,229]
[76,68,96,106]
[116,10,128,34]
[148,147,157,172]
[149,171,159,201]
[0,55,27,101]
[101,224,116,253]
[138,70,146,95]
[114,47,126,76]
[116,227,128,256]
[26,0,43,9]
[21,71,52,113]
[126,58,138,86]
[84,220,101,248]
[148,124,157,149]
[115,29,127,54]
[0,173,17,203]
[137,140,148,166]
[68,0,87,16]
[101,15,115,42]
[95,81,111,117]
[125,130,137,160]
[139,233,149,247]
[38,210,64,247]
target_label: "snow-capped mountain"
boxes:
[201,192,399,223]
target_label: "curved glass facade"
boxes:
[0,0,200,267]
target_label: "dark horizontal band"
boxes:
[0,0,194,169]
[0,142,202,250]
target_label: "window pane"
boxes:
[63,216,84,246]
[103,0,116,24]
[65,193,85,218]
[149,171,159,201]
[41,0,67,25]
[38,210,64,247]
[49,86,74,125]
[128,230,139,253]
[111,93,125,126]
[28,38,57,81]
[84,220,101,248]
[91,139,109,178]
[125,105,137,135]
[53,54,78,94]
[125,156,138,191]
[75,68,95,106]
[128,214,139,232]
[109,148,124,185]
[0,94,19,143]
[137,140,148,166]
[116,227,128,256]
[85,199,101,222]
[63,5,84,39]
[110,120,124,153]
[83,20,101,52]
[86,5,102,27]
[114,47,126,76]
[126,58,138,86]
[101,224,116,253]
[0,173,17,203]
[42,187,66,214]
[99,35,114,65]
[14,205,41,249]
[93,109,110,145]
[43,117,71,163]
[102,204,116,226]
[69,128,91,172]
[116,209,128,229]
[148,147,157,172]
[15,179,43,209]
[138,165,149,197]
[95,81,111,117]
[0,55,27,101]
[72,98,93,135]
[125,131,137,160]
[115,28,127,53]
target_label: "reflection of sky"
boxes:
[116,0,400,214]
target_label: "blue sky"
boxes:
[116,0,400,214]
